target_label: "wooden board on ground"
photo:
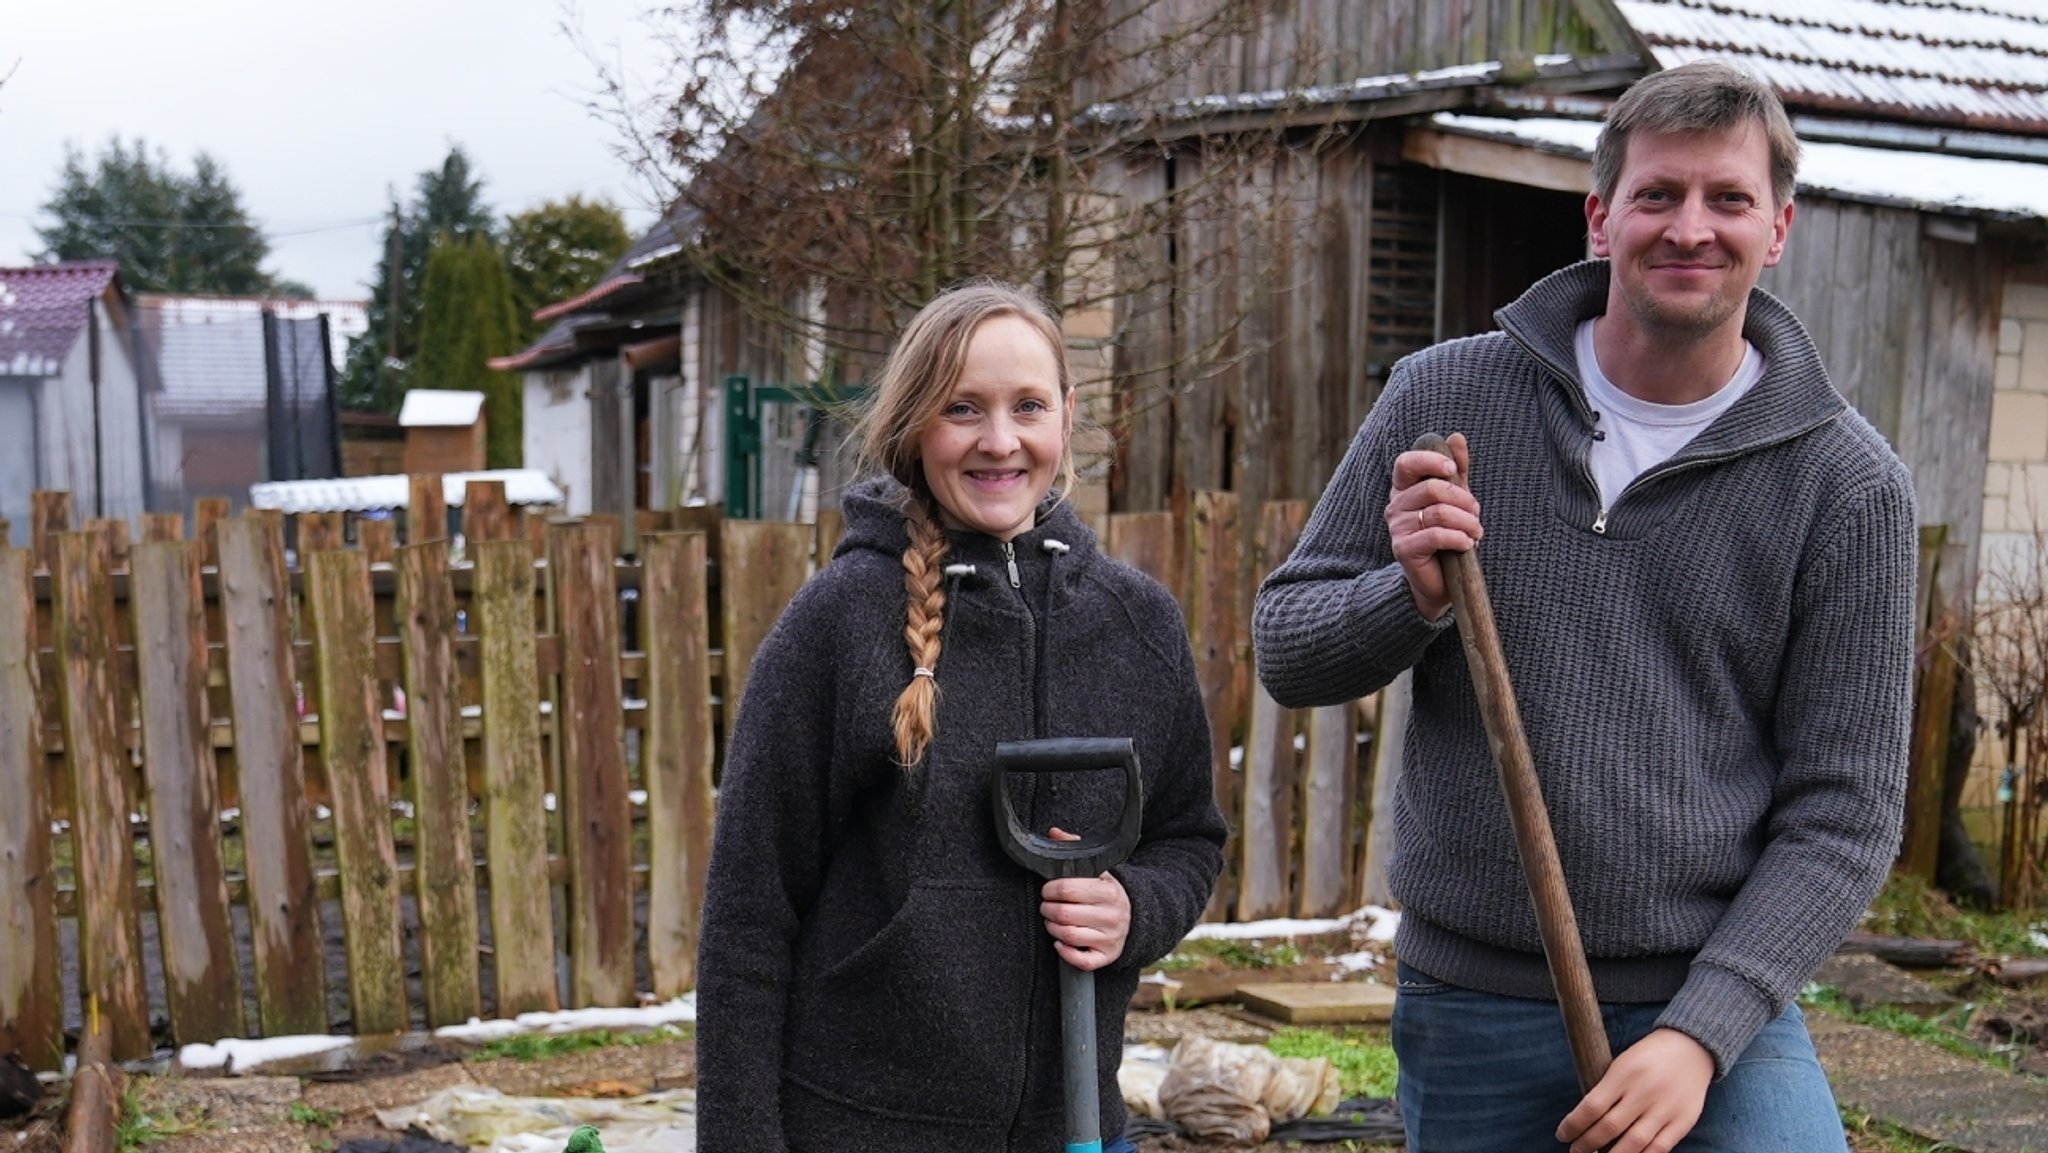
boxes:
[1235,981,1396,1024]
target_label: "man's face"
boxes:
[1586,123,1793,342]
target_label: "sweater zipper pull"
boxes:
[1002,540,1021,588]
[1592,507,1609,535]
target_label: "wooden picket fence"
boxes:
[0,484,1382,1069]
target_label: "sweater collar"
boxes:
[1497,260,1846,456]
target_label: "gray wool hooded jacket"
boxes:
[695,476,1226,1153]
[1254,260,1916,1075]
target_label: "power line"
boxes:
[0,210,385,236]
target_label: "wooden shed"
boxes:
[399,389,488,476]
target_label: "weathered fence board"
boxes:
[32,492,71,573]
[0,549,62,1071]
[1187,491,1242,918]
[465,480,513,546]
[549,522,635,1008]
[217,515,328,1036]
[141,514,184,545]
[194,499,229,569]
[409,475,447,545]
[131,541,244,1045]
[52,533,151,1060]
[358,518,395,566]
[475,539,558,1016]
[299,512,345,556]
[307,549,407,1035]
[719,521,814,743]
[1237,501,1307,920]
[643,532,717,998]
[397,540,483,1027]
[1105,510,1183,607]
[1300,702,1360,918]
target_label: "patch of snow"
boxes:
[1185,904,1400,942]
[178,1033,352,1073]
[434,994,698,1044]
[544,793,557,812]
[2031,927,2048,951]
[629,789,648,806]
[1328,950,1383,973]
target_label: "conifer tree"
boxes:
[412,234,524,468]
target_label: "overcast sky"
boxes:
[0,0,680,300]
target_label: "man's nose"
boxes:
[1664,195,1715,249]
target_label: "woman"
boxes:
[695,281,1226,1152]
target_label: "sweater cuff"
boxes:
[1653,963,1775,1079]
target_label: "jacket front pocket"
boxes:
[784,877,1036,1123]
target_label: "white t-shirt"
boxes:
[1574,319,1765,509]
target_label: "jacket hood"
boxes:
[1497,259,1846,454]
[834,474,1098,569]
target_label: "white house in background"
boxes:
[0,261,150,544]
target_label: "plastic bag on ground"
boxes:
[373,1086,695,1153]
[1155,1033,1342,1143]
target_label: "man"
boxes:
[1254,61,1914,1153]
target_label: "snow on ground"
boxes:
[434,995,698,1044]
[173,997,699,1074]
[178,1033,352,1072]
[1184,904,1400,942]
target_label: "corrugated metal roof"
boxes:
[397,388,486,427]
[0,261,118,377]
[1617,0,2048,133]
[248,467,565,513]
[1428,111,2048,221]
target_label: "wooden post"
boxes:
[1105,510,1184,608]
[642,532,717,997]
[474,539,558,1015]
[129,540,244,1046]
[409,474,447,544]
[1237,501,1306,921]
[61,1023,120,1153]
[52,532,151,1059]
[1359,672,1409,908]
[298,511,345,556]
[547,521,635,1007]
[814,507,845,570]
[1187,491,1241,919]
[718,521,813,746]
[397,539,482,1026]
[217,515,328,1036]
[357,518,396,566]
[141,513,184,544]
[31,491,71,573]
[1901,525,1958,881]
[307,549,408,1034]
[464,480,512,545]
[86,517,130,571]
[193,498,229,569]
[0,549,62,1071]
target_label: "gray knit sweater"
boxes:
[696,477,1226,1152]
[1254,260,1915,1074]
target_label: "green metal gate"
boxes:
[721,375,865,520]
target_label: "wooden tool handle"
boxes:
[1413,431,1613,1092]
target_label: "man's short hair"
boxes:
[1592,60,1800,208]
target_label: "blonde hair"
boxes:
[1593,60,1800,209]
[854,279,1077,767]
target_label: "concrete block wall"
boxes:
[1970,272,2048,808]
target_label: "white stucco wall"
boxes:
[523,366,594,516]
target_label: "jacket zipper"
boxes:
[1001,540,1021,588]
[1001,536,1041,1142]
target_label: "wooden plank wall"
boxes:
[1079,0,1607,105]
[1,487,1389,1062]
[1761,200,2000,605]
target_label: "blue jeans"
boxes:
[1102,1139,1138,1153]
[1393,963,1846,1152]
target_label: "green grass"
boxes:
[1839,1106,1948,1153]
[115,1085,212,1153]
[1158,937,1304,971]
[287,1102,339,1128]
[1800,984,2017,1072]
[471,1024,691,1062]
[1265,1027,1399,1098]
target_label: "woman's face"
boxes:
[917,314,1071,542]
